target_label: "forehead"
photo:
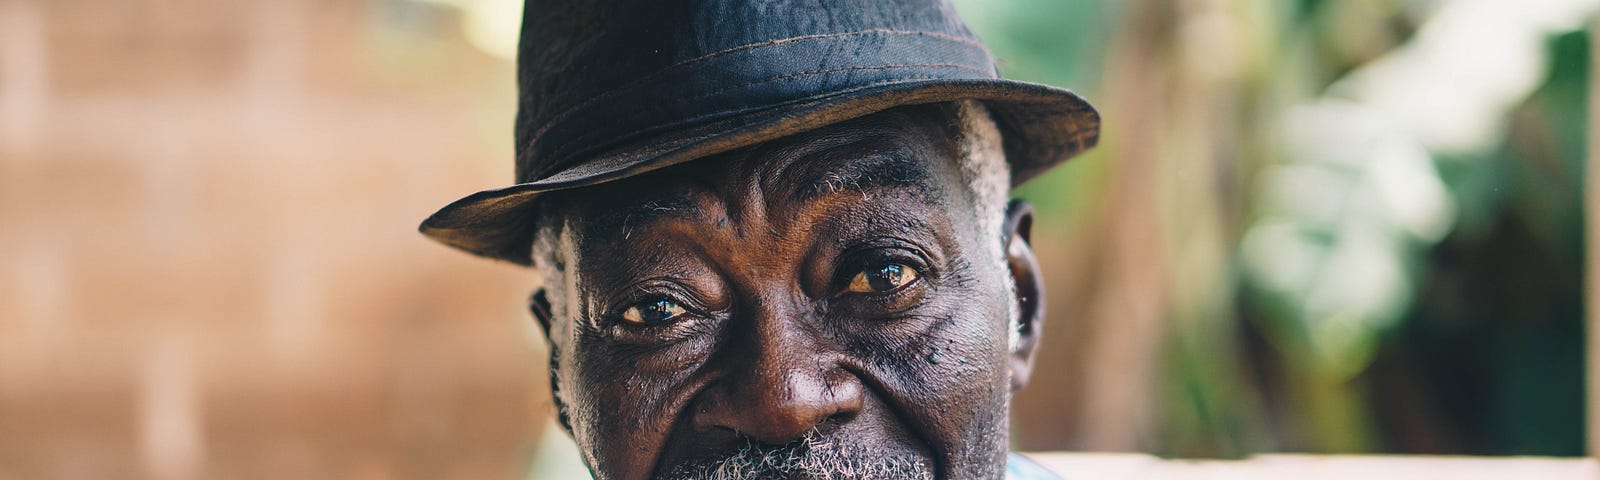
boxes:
[560,106,967,236]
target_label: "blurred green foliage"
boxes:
[959,0,1588,457]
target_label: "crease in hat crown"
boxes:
[420,0,1102,265]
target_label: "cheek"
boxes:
[562,333,706,472]
[562,355,650,474]
[925,275,1012,379]
[848,283,1013,432]
[897,315,1008,397]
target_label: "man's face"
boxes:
[530,106,1040,479]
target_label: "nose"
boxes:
[690,312,864,445]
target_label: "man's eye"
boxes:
[621,298,688,325]
[846,263,920,294]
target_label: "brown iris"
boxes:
[847,263,919,294]
[621,298,687,325]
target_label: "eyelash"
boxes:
[605,285,707,326]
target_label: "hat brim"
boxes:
[420,78,1100,265]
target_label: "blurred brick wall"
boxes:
[0,1,549,479]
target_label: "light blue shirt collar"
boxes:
[1006,453,1061,479]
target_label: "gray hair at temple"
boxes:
[944,100,1020,351]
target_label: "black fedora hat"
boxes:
[420,0,1101,265]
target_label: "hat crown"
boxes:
[419,0,1098,265]
[513,0,995,182]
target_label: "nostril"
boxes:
[690,353,867,444]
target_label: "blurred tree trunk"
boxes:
[1010,0,1266,455]
[1065,0,1172,452]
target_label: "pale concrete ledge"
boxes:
[1024,452,1599,480]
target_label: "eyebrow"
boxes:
[598,194,702,239]
[593,146,938,236]
[791,150,934,204]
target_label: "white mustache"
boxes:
[659,433,936,480]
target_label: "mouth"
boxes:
[654,432,936,480]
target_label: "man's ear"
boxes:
[529,288,575,434]
[1003,200,1045,392]
[529,288,555,344]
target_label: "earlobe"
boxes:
[1002,200,1045,392]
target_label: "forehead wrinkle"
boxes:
[577,110,954,252]
[749,129,868,196]
[790,149,936,206]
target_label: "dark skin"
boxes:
[527,104,1047,479]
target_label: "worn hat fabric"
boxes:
[420,0,1101,265]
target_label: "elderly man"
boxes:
[420,0,1099,478]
